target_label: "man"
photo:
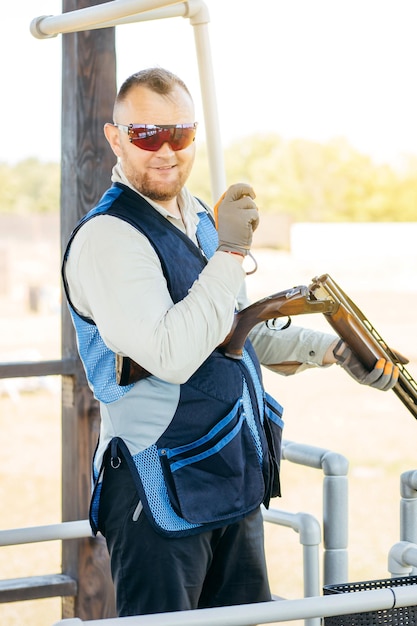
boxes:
[62,67,398,617]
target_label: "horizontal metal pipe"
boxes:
[30,0,189,38]
[0,520,92,546]
[51,585,417,625]
[80,3,191,30]
[282,440,349,475]
[262,507,321,546]
[389,541,417,575]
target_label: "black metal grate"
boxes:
[323,576,417,625]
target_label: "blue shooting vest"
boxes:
[63,183,284,537]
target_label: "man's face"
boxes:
[105,85,196,204]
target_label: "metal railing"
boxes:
[0,507,320,623]
[29,0,227,203]
[389,541,417,577]
[1,447,417,624]
[282,440,349,584]
[50,584,417,626]
[0,520,92,547]
[400,469,417,574]
[262,508,321,599]
[0,440,350,626]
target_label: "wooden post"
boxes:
[60,0,117,619]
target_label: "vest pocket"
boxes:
[263,392,284,507]
[158,398,265,524]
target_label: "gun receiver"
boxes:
[219,285,338,359]
[309,274,417,420]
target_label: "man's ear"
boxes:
[104,123,122,157]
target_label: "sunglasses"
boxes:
[113,122,198,151]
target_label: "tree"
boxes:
[0,159,60,213]
[189,134,417,222]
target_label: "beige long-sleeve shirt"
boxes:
[65,166,336,384]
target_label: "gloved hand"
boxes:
[333,339,399,391]
[214,183,259,256]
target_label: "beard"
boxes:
[120,149,195,203]
[134,171,187,202]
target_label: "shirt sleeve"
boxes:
[248,321,337,376]
[64,215,246,384]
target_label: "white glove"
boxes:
[333,339,399,391]
[214,183,259,256]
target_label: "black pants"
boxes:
[98,449,271,617]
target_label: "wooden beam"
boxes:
[61,0,117,619]
[0,358,76,379]
[0,574,77,603]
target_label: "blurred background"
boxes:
[1,1,416,624]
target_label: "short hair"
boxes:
[115,67,193,106]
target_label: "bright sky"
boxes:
[2,0,417,165]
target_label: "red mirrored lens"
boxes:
[128,124,197,151]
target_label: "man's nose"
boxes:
[156,141,175,155]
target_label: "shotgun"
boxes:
[115,284,337,386]
[308,274,417,419]
[116,274,417,420]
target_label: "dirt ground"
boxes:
[0,248,416,626]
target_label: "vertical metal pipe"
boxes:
[282,441,349,586]
[323,475,349,584]
[190,5,227,202]
[400,470,417,574]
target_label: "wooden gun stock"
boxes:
[309,274,417,420]
[116,285,337,386]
